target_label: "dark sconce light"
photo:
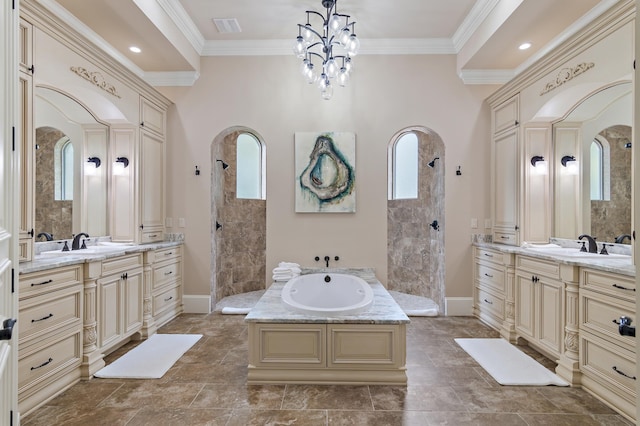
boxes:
[428,157,439,168]
[115,157,129,168]
[216,159,229,170]
[560,155,578,175]
[530,155,547,175]
[87,157,101,168]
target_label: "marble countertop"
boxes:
[19,240,183,274]
[473,242,635,277]
[245,268,410,325]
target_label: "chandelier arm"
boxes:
[307,51,325,62]
[297,23,324,42]
[305,10,327,22]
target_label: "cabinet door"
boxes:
[123,268,143,334]
[139,130,164,241]
[538,278,563,355]
[18,72,34,262]
[98,275,121,349]
[110,126,136,241]
[522,125,551,243]
[515,273,535,340]
[492,128,519,244]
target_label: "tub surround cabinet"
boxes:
[472,246,517,342]
[18,265,83,416]
[579,268,636,420]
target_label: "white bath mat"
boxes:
[94,334,202,379]
[455,338,569,386]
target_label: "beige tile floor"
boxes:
[23,314,634,425]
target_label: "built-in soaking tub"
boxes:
[245,268,409,385]
[281,273,374,316]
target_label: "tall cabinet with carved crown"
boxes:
[18,17,35,262]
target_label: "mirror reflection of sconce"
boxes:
[86,156,101,175]
[113,156,130,175]
[560,155,579,175]
[216,159,229,170]
[530,155,547,175]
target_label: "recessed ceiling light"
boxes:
[519,42,532,50]
[129,46,141,53]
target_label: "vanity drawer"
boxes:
[580,289,635,351]
[19,286,82,343]
[580,333,636,399]
[18,328,82,391]
[141,230,163,244]
[155,246,181,262]
[474,247,503,266]
[153,284,181,316]
[475,286,505,321]
[582,269,635,301]
[153,261,181,290]
[19,266,82,299]
[475,261,505,294]
[516,255,560,280]
[101,253,143,276]
[493,231,517,246]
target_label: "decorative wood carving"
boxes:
[540,62,595,95]
[70,66,121,98]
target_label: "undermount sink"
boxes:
[39,245,129,257]
[524,247,630,259]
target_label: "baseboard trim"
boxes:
[445,297,473,316]
[183,295,212,314]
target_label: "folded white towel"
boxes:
[221,307,251,315]
[404,308,439,317]
[272,266,301,273]
[279,262,300,268]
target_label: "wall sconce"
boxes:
[560,155,578,175]
[113,156,129,175]
[216,159,229,170]
[86,156,101,175]
[530,155,547,175]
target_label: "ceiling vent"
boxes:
[213,18,242,33]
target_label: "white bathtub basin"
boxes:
[281,273,374,316]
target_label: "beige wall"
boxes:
[163,54,496,301]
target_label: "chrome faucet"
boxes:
[578,234,598,253]
[72,232,89,250]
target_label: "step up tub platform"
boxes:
[245,268,410,385]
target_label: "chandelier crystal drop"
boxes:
[293,0,359,100]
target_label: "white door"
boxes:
[1,1,19,425]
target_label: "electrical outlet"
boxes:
[178,218,186,228]
[471,218,478,229]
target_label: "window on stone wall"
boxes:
[236,132,265,199]
[55,136,73,201]
[590,137,610,201]
[390,132,418,200]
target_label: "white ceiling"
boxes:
[43,0,614,87]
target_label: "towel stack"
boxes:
[272,262,301,282]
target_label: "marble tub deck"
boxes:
[245,268,410,325]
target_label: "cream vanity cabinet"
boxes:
[491,94,520,245]
[472,246,516,341]
[96,254,144,352]
[138,97,166,244]
[579,268,636,421]
[514,255,565,358]
[18,17,35,262]
[18,265,83,416]
[148,246,183,328]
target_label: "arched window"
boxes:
[389,132,418,200]
[236,132,265,199]
[590,137,610,201]
[54,136,73,201]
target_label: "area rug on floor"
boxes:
[455,338,569,386]
[94,334,202,379]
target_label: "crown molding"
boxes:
[451,0,500,52]
[144,71,200,86]
[458,69,515,85]
[202,38,456,56]
[157,0,205,54]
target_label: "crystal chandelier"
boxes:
[293,0,360,100]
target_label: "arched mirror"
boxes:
[553,81,632,244]
[35,87,108,241]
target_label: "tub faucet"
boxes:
[36,232,53,241]
[578,234,598,253]
[614,234,631,244]
[72,232,90,250]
